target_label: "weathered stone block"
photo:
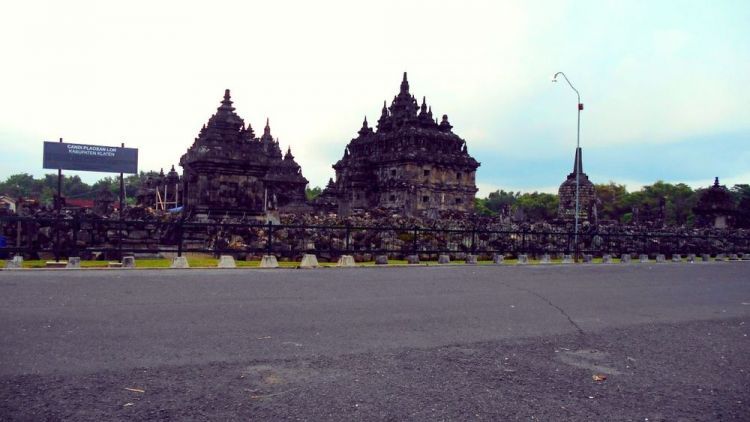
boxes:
[218,255,236,268]
[465,255,478,265]
[337,255,355,267]
[438,254,450,264]
[540,254,551,264]
[671,254,682,262]
[687,254,696,263]
[561,254,573,264]
[492,254,504,264]
[299,254,319,268]
[639,254,649,263]
[122,256,136,268]
[66,257,81,269]
[406,255,420,264]
[260,255,279,268]
[517,254,528,265]
[620,254,631,263]
[602,254,613,264]
[582,254,593,263]
[171,256,189,268]
[701,253,711,262]
[375,255,388,265]
[655,254,666,263]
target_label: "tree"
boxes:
[305,186,322,201]
[513,192,558,221]
[595,182,629,222]
[485,190,519,214]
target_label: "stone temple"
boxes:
[179,90,308,217]
[557,147,597,221]
[693,177,736,228]
[331,73,480,216]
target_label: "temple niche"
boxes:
[179,90,308,217]
[557,147,597,222]
[332,73,480,217]
[693,177,736,228]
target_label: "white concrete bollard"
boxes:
[493,254,505,264]
[374,255,388,265]
[218,255,236,268]
[66,257,81,269]
[170,256,189,268]
[465,255,478,265]
[517,254,528,265]
[260,255,279,268]
[299,254,319,268]
[122,256,136,268]
[438,254,451,264]
[337,255,355,267]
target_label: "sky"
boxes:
[1,0,749,197]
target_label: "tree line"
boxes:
[2,173,748,227]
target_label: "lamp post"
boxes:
[552,72,583,261]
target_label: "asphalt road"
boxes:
[1,263,749,421]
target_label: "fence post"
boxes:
[470,225,476,254]
[266,221,273,256]
[345,223,351,254]
[412,225,418,255]
[71,215,79,258]
[54,213,60,262]
[177,219,183,258]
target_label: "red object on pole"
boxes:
[578,103,584,110]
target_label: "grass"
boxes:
[0,256,719,269]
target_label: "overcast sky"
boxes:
[1,0,748,196]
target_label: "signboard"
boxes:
[43,142,138,174]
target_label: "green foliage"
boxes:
[473,198,495,216]
[305,186,322,201]
[513,192,559,221]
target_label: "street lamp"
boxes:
[552,72,583,261]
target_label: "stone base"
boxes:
[66,257,81,269]
[218,255,236,268]
[639,254,649,263]
[602,254,613,264]
[260,255,279,268]
[122,256,136,268]
[465,255,478,265]
[620,254,631,263]
[582,254,593,263]
[438,254,451,264]
[45,261,67,268]
[375,255,388,265]
[517,254,528,265]
[671,254,682,262]
[170,256,189,268]
[337,255,355,267]
[539,254,551,264]
[655,254,666,263]
[715,253,726,261]
[4,255,23,269]
[561,254,573,264]
[493,254,505,264]
[299,254,319,268]
[701,254,711,262]
[406,255,420,265]
[687,254,696,263]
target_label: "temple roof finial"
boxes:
[400,71,409,94]
[714,176,720,187]
[573,147,583,175]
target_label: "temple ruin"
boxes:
[179,90,308,217]
[331,73,480,216]
[557,147,597,221]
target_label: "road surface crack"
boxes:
[500,282,585,335]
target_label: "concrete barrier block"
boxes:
[701,254,711,262]
[517,254,528,265]
[562,254,573,264]
[639,254,649,263]
[655,254,666,263]
[465,255,478,265]
[4,255,23,269]
[493,254,505,264]
[170,256,189,268]
[602,254,613,264]
[299,254,319,268]
[122,256,136,268]
[728,253,739,261]
[374,255,388,265]
[687,254,696,263]
[716,253,726,261]
[620,254,631,263]
[540,254,551,264]
[218,255,236,268]
[260,255,279,268]
[66,257,81,269]
[406,255,420,265]
[582,254,593,263]
[438,254,451,264]
[337,255,355,267]
[671,254,682,262]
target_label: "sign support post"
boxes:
[55,137,63,263]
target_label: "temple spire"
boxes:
[264,117,271,137]
[400,71,409,94]
[220,89,234,110]
[572,147,583,175]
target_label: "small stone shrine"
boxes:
[693,177,736,228]
[331,73,480,216]
[135,166,182,211]
[179,90,308,217]
[557,147,597,221]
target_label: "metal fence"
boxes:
[1,215,748,260]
